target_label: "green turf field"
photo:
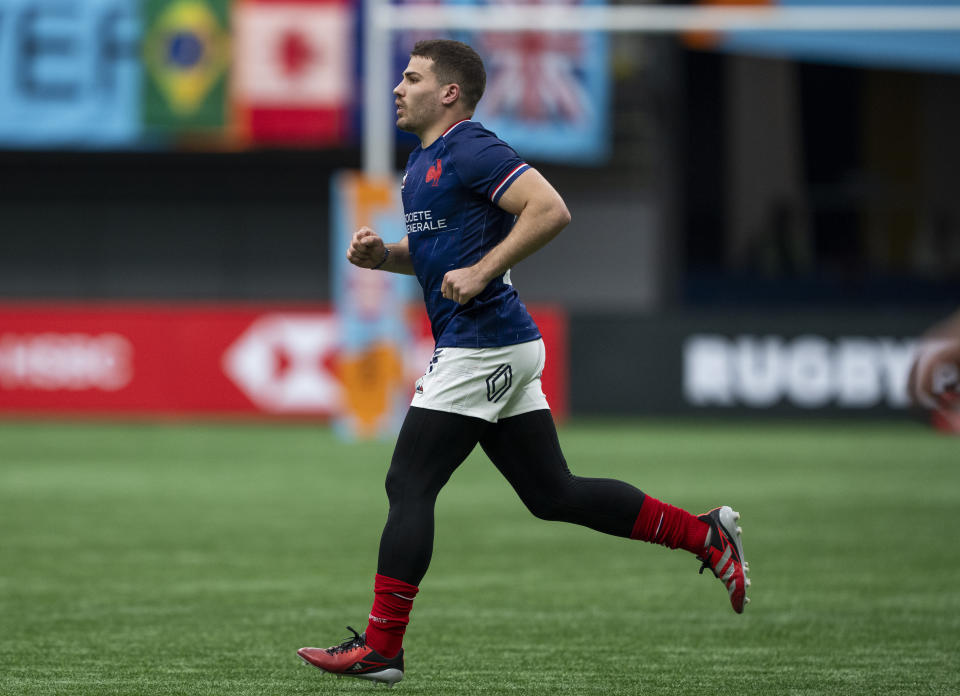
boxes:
[1,419,958,695]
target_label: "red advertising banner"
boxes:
[0,303,567,420]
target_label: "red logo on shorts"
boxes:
[425,159,442,186]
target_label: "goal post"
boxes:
[363,1,960,175]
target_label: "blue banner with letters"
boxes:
[713,0,960,73]
[0,0,141,148]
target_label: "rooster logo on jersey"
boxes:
[425,158,442,186]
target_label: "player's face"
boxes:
[393,56,446,135]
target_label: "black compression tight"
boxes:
[376,406,647,585]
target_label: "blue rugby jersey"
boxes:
[400,119,541,348]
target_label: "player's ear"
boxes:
[440,83,460,106]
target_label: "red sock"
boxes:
[365,574,419,659]
[630,495,709,554]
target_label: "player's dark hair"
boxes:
[411,39,486,112]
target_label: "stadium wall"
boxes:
[0,154,668,311]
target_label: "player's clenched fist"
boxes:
[441,266,488,305]
[347,227,387,269]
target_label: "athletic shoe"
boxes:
[697,506,751,613]
[297,626,404,687]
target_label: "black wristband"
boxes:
[372,247,390,270]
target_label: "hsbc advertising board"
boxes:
[569,312,947,417]
[0,303,568,420]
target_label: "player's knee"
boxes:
[384,458,438,505]
[526,499,561,522]
[523,493,568,522]
[522,478,587,523]
[384,465,404,505]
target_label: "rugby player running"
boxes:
[298,39,750,687]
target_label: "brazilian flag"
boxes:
[143,0,230,131]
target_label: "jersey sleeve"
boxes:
[449,133,530,205]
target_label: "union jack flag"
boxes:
[392,0,610,164]
[478,1,587,123]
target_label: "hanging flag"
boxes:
[330,171,419,439]
[392,0,610,164]
[233,0,353,146]
[0,0,142,149]
[471,0,610,164]
[688,0,960,74]
[142,0,230,131]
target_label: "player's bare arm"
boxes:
[440,168,571,304]
[347,228,416,275]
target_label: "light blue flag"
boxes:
[719,0,960,73]
[0,0,141,148]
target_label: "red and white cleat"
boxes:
[697,506,751,613]
[298,627,404,687]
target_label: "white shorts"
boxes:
[411,338,550,422]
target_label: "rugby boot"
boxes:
[298,626,404,687]
[697,506,750,613]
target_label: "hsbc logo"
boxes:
[223,314,341,413]
[0,332,132,392]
